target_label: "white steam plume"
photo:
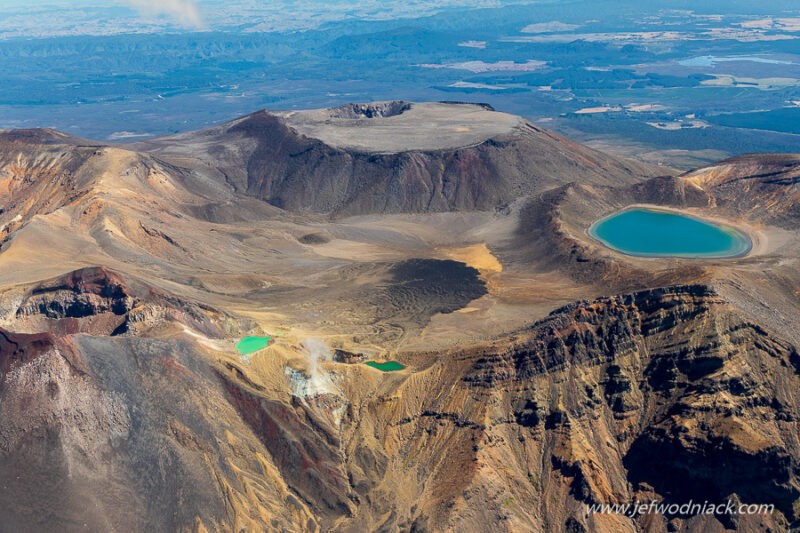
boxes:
[123,0,205,29]
[300,338,335,395]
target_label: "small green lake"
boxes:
[365,361,406,372]
[236,336,272,355]
[589,208,751,259]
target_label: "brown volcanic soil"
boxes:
[131,101,668,216]
[681,153,800,227]
[0,105,799,531]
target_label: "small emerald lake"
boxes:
[365,361,406,372]
[589,208,751,259]
[236,336,272,355]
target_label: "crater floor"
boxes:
[274,101,523,153]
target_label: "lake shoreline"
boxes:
[587,204,755,259]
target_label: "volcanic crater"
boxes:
[0,103,799,532]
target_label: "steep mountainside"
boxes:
[681,154,800,227]
[453,285,800,532]
[132,101,668,216]
[2,281,797,532]
[0,105,799,532]
[0,129,104,241]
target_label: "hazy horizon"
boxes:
[1,0,799,168]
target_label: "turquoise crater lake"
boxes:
[589,208,752,258]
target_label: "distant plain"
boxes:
[1,0,800,169]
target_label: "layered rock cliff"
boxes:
[0,107,797,532]
[681,154,800,227]
[5,270,797,532]
[409,285,800,531]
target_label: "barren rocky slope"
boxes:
[2,279,797,532]
[132,101,667,216]
[681,154,800,227]
[0,104,799,532]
